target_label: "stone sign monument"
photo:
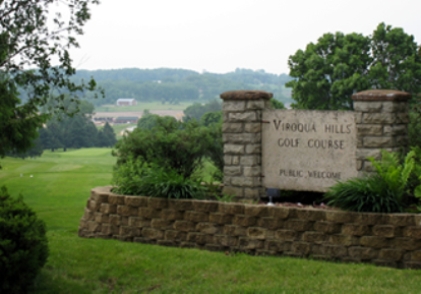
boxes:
[220,89,410,201]
[262,110,357,192]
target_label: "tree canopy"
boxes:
[0,0,100,158]
[37,101,116,152]
[77,68,293,106]
[287,23,421,110]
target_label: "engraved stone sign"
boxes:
[262,110,357,192]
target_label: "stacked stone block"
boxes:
[79,187,421,269]
[352,90,411,175]
[220,90,273,201]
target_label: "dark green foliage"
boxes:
[111,157,148,196]
[114,117,214,179]
[0,186,49,293]
[137,110,162,130]
[7,136,44,158]
[112,158,205,199]
[287,23,421,110]
[324,176,404,213]
[134,166,205,199]
[38,100,116,150]
[325,150,419,213]
[183,99,222,122]
[0,75,48,158]
[369,150,415,201]
[113,114,223,196]
[270,98,286,109]
[97,122,117,147]
[409,96,421,148]
[200,111,222,127]
[182,102,223,177]
[205,121,223,176]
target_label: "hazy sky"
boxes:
[70,0,420,75]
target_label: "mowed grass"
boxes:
[95,101,193,112]
[1,149,421,293]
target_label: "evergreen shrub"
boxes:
[0,186,48,293]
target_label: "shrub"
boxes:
[139,167,205,199]
[111,156,148,196]
[369,149,415,201]
[324,176,404,213]
[113,117,215,179]
[324,149,418,213]
[113,159,205,199]
[0,186,49,293]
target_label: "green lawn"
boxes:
[1,149,421,293]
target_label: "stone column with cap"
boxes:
[220,90,273,202]
[352,89,411,176]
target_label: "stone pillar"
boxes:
[220,90,273,202]
[352,89,411,175]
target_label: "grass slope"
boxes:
[1,149,421,293]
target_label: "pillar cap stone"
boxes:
[220,90,273,101]
[352,89,411,101]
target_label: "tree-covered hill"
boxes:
[76,68,292,106]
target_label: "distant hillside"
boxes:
[75,68,292,106]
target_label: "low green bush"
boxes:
[325,149,419,213]
[114,117,218,179]
[324,175,404,213]
[111,156,146,196]
[113,115,223,199]
[0,186,49,293]
[112,158,205,199]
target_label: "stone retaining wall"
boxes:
[79,186,421,269]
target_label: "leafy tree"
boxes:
[183,99,222,122]
[7,136,44,158]
[0,76,46,157]
[200,111,222,127]
[37,100,103,150]
[287,23,421,110]
[62,114,98,149]
[0,0,100,158]
[97,122,117,147]
[270,98,286,109]
[39,120,63,152]
[137,110,164,130]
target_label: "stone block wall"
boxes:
[220,90,273,201]
[79,187,421,269]
[352,90,411,175]
[221,89,411,201]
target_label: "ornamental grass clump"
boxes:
[324,175,404,213]
[325,149,418,213]
[112,158,205,199]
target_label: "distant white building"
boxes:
[116,98,137,106]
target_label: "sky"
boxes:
[69,0,421,75]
